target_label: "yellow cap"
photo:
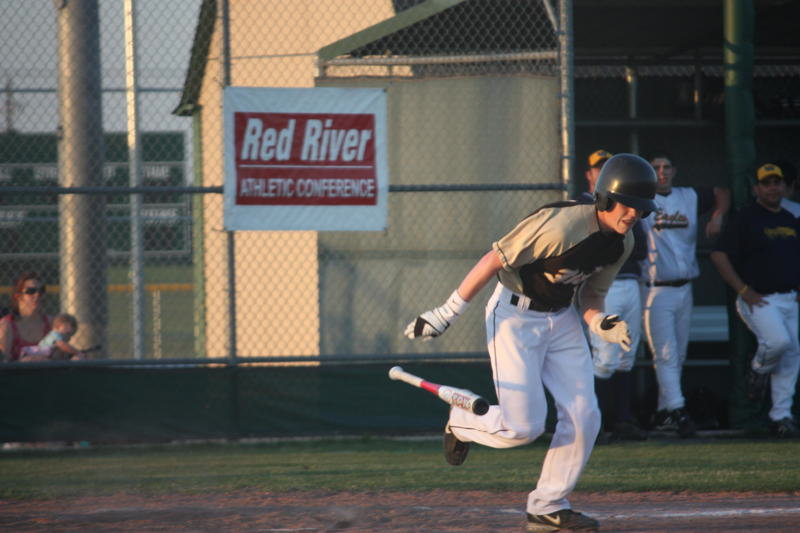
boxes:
[588,149,613,168]
[757,163,784,182]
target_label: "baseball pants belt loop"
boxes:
[647,279,690,287]
[509,294,560,313]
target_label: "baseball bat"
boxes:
[388,365,489,415]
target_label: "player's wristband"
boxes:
[445,290,469,316]
[738,284,749,296]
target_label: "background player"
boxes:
[404,154,657,532]
[710,163,800,438]
[640,152,730,438]
[579,150,648,442]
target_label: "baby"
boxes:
[21,313,84,361]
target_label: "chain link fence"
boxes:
[1,0,200,359]
[0,0,563,360]
[195,0,564,360]
[2,1,799,364]
[574,63,800,183]
[574,61,800,310]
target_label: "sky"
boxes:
[0,0,202,134]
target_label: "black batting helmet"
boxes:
[594,153,657,216]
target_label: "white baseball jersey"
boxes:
[781,197,800,218]
[640,187,712,283]
[640,186,713,412]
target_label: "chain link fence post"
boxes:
[56,0,108,352]
[124,0,146,359]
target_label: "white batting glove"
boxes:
[404,290,469,341]
[589,313,632,352]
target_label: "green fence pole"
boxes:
[723,0,761,430]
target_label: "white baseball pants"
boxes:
[448,283,601,515]
[643,283,692,411]
[590,278,642,378]
[736,291,800,422]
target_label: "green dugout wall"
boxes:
[2,359,781,443]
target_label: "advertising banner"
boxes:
[223,87,388,230]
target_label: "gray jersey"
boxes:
[493,202,633,310]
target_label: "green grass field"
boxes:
[1,437,799,499]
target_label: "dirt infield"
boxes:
[1,490,799,531]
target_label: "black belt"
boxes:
[509,294,562,313]
[647,279,690,287]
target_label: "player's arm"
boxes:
[578,234,634,351]
[709,250,765,309]
[404,250,502,340]
[578,284,605,327]
[457,249,503,301]
[705,186,731,239]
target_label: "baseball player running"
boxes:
[404,154,657,532]
[710,163,800,438]
[640,153,730,438]
[578,150,648,442]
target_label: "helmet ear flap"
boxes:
[595,192,615,212]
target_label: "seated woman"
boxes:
[0,272,51,362]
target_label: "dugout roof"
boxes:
[175,0,800,116]
[320,0,800,65]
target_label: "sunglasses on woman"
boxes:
[22,286,46,295]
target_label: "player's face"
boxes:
[651,157,675,194]
[597,201,641,234]
[754,176,786,210]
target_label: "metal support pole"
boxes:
[219,0,240,441]
[124,0,145,359]
[558,0,575,199]
[152,289,162,359]
[724,0,757,428]
[56,0,107,353]
[625,65,639,155]
[220,0,237,361]
[191,115,207,358]
[541,0,558,32]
